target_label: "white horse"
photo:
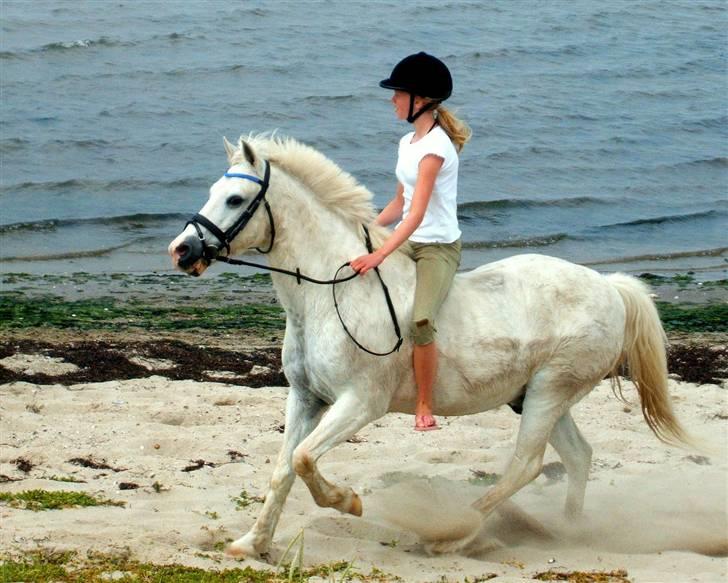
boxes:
[169,134,689,558]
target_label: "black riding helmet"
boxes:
[379,52,453,123]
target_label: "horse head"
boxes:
[168,137,273,276]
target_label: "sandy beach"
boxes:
[1,315,726,582]
[3,1,727,579]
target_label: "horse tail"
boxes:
[607,273,691,447]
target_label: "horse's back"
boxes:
[452,254,623,332]
[430,254,626,414]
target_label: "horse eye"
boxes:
[227,195,244,208]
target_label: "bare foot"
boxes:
[415,414,440,431]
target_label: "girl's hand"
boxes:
[350,251,385,276]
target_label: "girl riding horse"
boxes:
[351,52,471,432]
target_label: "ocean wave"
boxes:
[162,63,247,78]
[1,177,205,195]
[598,209,724,229]
[229,6,268,17]
[48,63,249,86]
[48,138,112,148]
[665,157,728,170]
[582,246,728,266]
[423,2,494,12]
[463,233,571,250]
[458,42,588,61]
[485,146,561,161]
[303,94,357,104]
[1,36,133,60]
[0,51,22,60]
[458,196,609,217]
[2,137,113,156]
[0,137,31,152]
[681,115,728,132]
[40,37,131,52]
[157,31,207,42]
[0,238,156,262]
[615,88,699,100]
[0,213,188,235]
[659,57,723,77]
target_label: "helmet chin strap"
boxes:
[406,94,438,123]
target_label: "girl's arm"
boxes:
[351,154,444,275]
[375,183,405,226]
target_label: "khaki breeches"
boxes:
[410,239,462,345]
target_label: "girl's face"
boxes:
[391,90,426,121]
[391,90,410,120]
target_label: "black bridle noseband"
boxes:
[183,160,402,357]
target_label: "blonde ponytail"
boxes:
[434,104,471,152]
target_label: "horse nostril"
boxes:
[173,235,204,270]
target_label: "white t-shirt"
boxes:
[395,125,461,244]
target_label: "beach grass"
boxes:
[532,569,630,582]
[0,550,631,582]
[0,489,125,511]
[0,549,398,582]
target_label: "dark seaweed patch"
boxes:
[0,338,286,388]
[68,457,125,472]
[667,342,727,385]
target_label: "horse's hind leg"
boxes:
[228,388,326,558]
[292,390,387,516]
[472,372,574,518]
[548,410,592,519]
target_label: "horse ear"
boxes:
[223,136,237,162]
[241,140,257,167]
[239,139,266,175]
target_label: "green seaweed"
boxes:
[656,301,728,333]
[2,293,724,333]
[0,293,285,332]
[700,278,728,289]
[468,471,501,487]
[638,272,728,289]
[0,489,125,511]
[2,269,725,335]
[232,489,265,510]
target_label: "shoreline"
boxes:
[2,270,727,305]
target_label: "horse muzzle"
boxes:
[169,234,211,276]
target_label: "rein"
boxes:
[185,161,403,357]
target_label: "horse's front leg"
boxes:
[227,387,325,558]
[292,390,387,517]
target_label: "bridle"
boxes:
[186,160,275,261]
[183,160,403,357]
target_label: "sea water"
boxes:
[1,0,726,278]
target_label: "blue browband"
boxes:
[224,172,264,184]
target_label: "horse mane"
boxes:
[232,134,378,228]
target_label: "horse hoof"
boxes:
[225,544,248,559]
[424,537,471,555]
[348,493,363,516]
[226,535,263,559]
